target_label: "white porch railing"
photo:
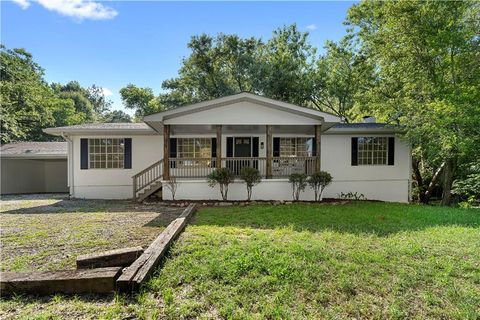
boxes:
[168,156,316,179]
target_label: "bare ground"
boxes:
[0,194,183,271]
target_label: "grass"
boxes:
[1,199,479,319]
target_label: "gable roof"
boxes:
[143,92,342,124]
[0,142,67,159]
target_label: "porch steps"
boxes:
[136,180,162,202]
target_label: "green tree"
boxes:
[0,45,80,143]
[346,0,480,205]
[119,84,162,120]
[259,24,316,106]
[102,110,132,123]
[310,38,372,121]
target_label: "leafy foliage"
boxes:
[240,167,261,201]
[1,45,129,143]
[207,168,235,201]
[308,171,333,201]
[119,84,163,120]
[452,160,480,203]
[346,0,480,205]
[288,173,308,201]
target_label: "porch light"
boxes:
[260,142,264,149]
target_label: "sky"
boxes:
[1,0,355,115]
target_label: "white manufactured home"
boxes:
[45,93,411,202]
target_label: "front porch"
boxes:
[133,124,323,201]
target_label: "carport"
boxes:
[1,142,68,195]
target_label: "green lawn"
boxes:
[1,201,479,319]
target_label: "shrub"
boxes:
[338,191,366,200]
[207,168,235,201]
[308,171,333,201]
[289,173,308,201]
[240,167,261,201]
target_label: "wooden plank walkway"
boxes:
[1,267,122,295]
[117,204,197,292]
[76,246,144,269]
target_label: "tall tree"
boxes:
[160,33,262,108]
[310,38,372,121]
[346,0,480,204]
[259,24,316,106]
[119,84,162,120]
[0,45,80,143]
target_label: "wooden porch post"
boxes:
[216,125,222,169]
[315,124,322,172]
[163,124,170,180]
[266,125,272,179]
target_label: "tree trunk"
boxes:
[412,158,426,203]
[424,162,446,204]
[441,158,455,206]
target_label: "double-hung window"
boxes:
[279,138,313,157]
[177,138,211,166]
[357,137,388,165]
[88,138,125,169]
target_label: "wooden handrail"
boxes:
[132,159,163,200]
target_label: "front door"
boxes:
[234,137,251,157]
[231,137,253,175]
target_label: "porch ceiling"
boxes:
[168,125,328,135]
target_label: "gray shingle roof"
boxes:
[1,142,67,157]
[332,123,397,129]
[50,123,150,130]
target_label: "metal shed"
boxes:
[1,142,68,195]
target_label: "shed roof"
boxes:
[1,142,68,159]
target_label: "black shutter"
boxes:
[169,138,177,169]
[80,139,88,170]
[312,138,316,156]
[273,137,280,157]
[211,138,217,168]
[124,138,132,169]
[351,137,358,166]
[226,137,233,157]
[169,138,177,158]
[252,137,259,157]
[388,137,395,166]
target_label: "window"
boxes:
[177,138,211,158]
[89,138,124,169]
[279,138,313,157]
[357,137,388,165]
[177,138,211,166]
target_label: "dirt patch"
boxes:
[0,194,183,272]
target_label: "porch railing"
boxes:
[168,156,316,179]
[132,159,163,199]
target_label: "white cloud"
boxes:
[12,0,118,21]
[101,87,113,97]
[306,24,317,31]
[12,0,30,9]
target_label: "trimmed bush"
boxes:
[289,173,308,201]
[308,171,333,201]
[240,167,261,201]
[207,168,235,201]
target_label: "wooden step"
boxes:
[137,180,162,202]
